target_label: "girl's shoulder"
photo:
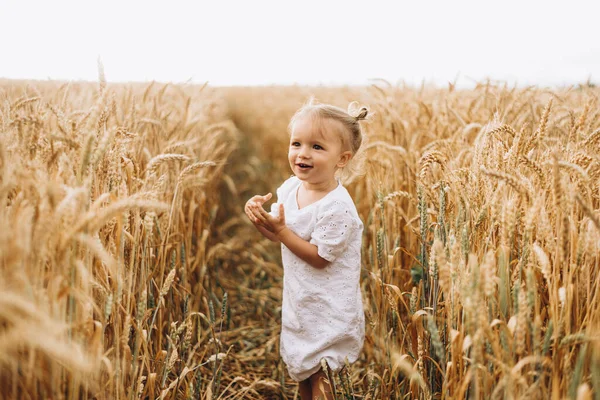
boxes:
[316,185,361,221]
[276,175,301,200]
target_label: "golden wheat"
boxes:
[1,78,599,399]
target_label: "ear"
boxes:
[336,151,353,168]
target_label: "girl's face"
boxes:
[288,116,352,188]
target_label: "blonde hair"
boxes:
[288,98,370,183]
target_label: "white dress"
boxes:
[270,176,365,382]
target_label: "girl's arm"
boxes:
[276,227,329,269]
[245,193,280,242]
[251,203,329,269]
[255,224,280,243]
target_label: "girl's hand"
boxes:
[244,193,272,225]
[251,203,287,236]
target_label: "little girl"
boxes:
[244,100,367,400]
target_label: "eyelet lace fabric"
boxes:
[270,176,365,382]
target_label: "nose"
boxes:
[298,145,310,159]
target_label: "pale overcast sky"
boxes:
[1,0,598,87]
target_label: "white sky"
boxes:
[1,0,599,87]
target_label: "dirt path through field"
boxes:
[205,116,296,397]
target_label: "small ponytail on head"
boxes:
[348,101,370,123]
[355,108,369,121]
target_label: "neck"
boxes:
[302,178,338,193]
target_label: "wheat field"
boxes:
[0,77,599,399]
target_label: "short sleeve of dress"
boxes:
[310,200,358,263]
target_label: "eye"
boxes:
[291,142,300,147]
[313,144,323,150]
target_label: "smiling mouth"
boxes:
[296,163,313,169]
